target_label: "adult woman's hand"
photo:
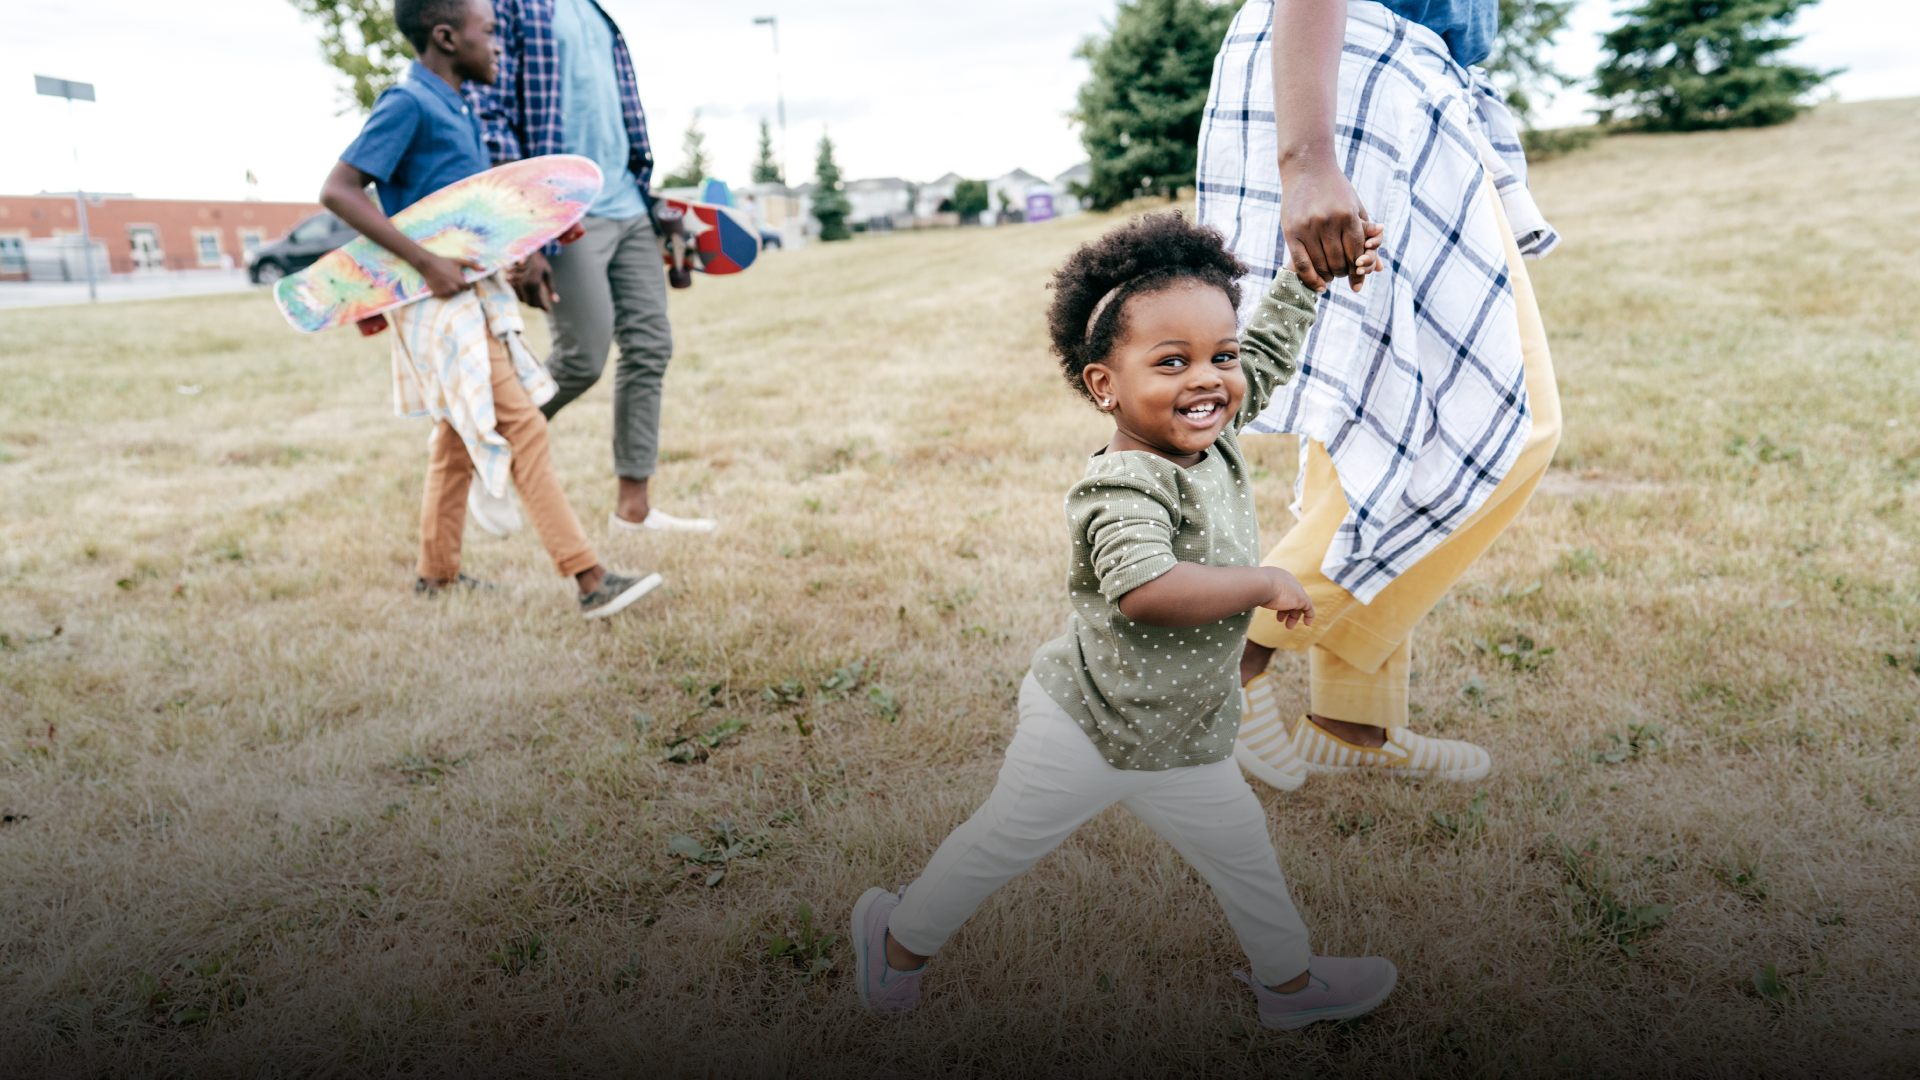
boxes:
[1271,0,1375,293]
[1280,157,1374,293]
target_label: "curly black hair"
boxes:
[1046,211,1246,403]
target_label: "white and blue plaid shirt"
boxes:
[1197,0,1558,604]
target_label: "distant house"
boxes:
[915,172,965,218]
[1052,163,1092,216]
[791,182,819,237]
[845,177,914,232]
[986,169,1044,222]
[0,192,319,280]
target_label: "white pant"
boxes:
[889,674,1312,987]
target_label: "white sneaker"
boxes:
[1233,671,1308,791]
[608,509,717,534]
[468,478,523,537]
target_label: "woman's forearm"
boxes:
[1117,563,1278,628]
[1271,0,1348,174]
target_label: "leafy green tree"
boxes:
[1594,0,1836,131]
[1073,0,1241,209]
[751,119,783,184]
[950,179,990,219]
[286,0,413,114]
[659,110,712,189]
[810,132,852,241]
[1486,0,1578,124]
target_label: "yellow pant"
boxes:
[1246,180,1562,726]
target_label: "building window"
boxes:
[238,228,266,261]
[194,229,224,267]
[0,235,25,277]
[128,226,164,271]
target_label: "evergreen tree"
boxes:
[1594,0,1835,131]
[286,0,413,114]
[1072,0,1241,210]
[659,110,712,189]
[1486,0,1578,124]
[752,119,783,184]
[810,132,852,242]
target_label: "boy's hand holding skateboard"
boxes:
[420,252,488,298]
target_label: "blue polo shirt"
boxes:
[342,61,493,216]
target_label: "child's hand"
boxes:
[1258,567,1315,629]
[1347,221,1386,293]
[416,252,486,299]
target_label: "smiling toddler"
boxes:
[850,213,1397,1030]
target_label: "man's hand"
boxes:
[510,250,558,311]
[1258,566,1315,629]
[415,252,485,299]
[1281,158,1379,293]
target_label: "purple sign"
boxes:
[1025,190,1054,224]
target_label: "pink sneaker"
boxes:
[1234,956,1397,1029]
[851,886,925,1016]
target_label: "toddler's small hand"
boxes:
[1259,567,1315,629]
[1348,221,1386,292]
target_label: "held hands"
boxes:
[416,252,486,299]
[1281,159,1385,293]
[1258,567,1315,629]
[509,250,559,312]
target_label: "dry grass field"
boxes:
[3,97,1918,1078]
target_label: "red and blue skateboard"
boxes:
[654,195,761,289]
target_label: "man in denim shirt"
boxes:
[477,0,716,536]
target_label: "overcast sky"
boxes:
[3,0,1913,205]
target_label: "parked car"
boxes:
[249,211,357,285]
[760,225,782,250]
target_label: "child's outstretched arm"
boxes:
[1117,563,1313,630]
[320,161,483,299]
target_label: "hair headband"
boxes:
[1084,282,1129,343]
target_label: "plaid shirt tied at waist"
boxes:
[474,0,654,231]
[1197,0,1559,605]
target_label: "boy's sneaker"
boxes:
[608,509,717,535]
[851,886,924,1016]
[1292,716,1492,781]
[414,573,495,597]
[468,478,523,538]
[1233,672,1307,791]
[579,571,663,620]
[1234,957,1397,1030]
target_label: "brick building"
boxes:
[0,194,322,279]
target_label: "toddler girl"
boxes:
[851,213,1395,1029]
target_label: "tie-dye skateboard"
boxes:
[653,195,761,289]
[273,155,604,333]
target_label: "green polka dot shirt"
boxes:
[1032,272,1319,771]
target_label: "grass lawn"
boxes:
[2,98,1917,1077]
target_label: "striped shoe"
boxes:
[1292,717,1492,782]
[1233,672,1307,791]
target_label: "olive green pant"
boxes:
[541,212,674,482]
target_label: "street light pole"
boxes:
[752,16,785,183]
[34,75,99,302]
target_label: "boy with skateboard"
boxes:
[318,0,661,619]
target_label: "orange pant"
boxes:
[1246,178,1562,725]
[418,337,598,581]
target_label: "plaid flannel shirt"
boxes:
[475,0,654,251]
[1196,0,1559,605]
